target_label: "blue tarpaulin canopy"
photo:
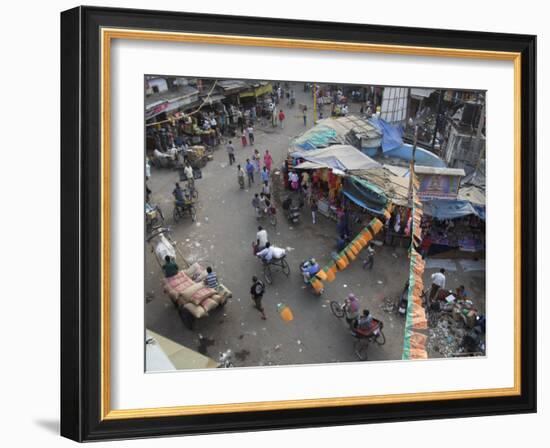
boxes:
[343,176,388,215]
[383,144,447,168]
[368,117,404,152]
[423,199,485,220]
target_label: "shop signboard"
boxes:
[417,173,460,200]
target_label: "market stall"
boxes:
[421,200,486,258]
[290,145,381,221]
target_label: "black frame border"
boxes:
[61,6,536,442]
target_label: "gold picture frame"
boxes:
[61,6,536,441]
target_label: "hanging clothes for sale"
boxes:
[394,212,401,233]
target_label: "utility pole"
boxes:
[313,83,317,125]
[408,122,418,208]
[431,90,443,155]
[474,100,486,172]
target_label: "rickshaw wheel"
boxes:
[179,308,195,330]
[282,258,290,276]
[374,330,386,346]
[330,301,345,318]
[173,207,181,223]
[354,339,369,361]
[263,264,273,285]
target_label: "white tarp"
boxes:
[292,144,381,172]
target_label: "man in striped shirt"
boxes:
[205,266,219,290]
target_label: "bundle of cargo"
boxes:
[162,265,232,329]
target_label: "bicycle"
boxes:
[352,319,386,360]
[186,182,199,201]
[330,301,386,360]
[261,256,290,285]
[257,205,277,227]
[173,200,196,223]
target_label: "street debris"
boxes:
[379,297,397,314]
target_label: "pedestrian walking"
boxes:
[311,198,318,224]
[252,193,261,218]
[145,182,151,203]
[278,109,286,128]
[226,140,235,165]
[428,268,446,308]
[241,132,248,147]
[145,157,151,180]
[263,150,273,172]
[245,158,255,186]
[303,110,307,126]
[262,180,271,200]
[253,149,261,172]
[237,164,245,189]
[250,276,267,320]
[237,110,244,133]
[289,171,299,191]
[261,166,269,184]
[362,243,375,270]
[247,124,255,145]
[256,225,269,250]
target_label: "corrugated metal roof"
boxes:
[145,85,199,109]
[415,165,466,176]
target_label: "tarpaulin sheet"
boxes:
[423,199,485,220]
[292,125,340,151]
[368,117,404,152]
[473,205,486,220]
[292,145,381,172]
[343,176,387,215]
[343,191,386,215]
[384,144,447,168]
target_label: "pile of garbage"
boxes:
[426,318,465,357]
[379,297,398,314]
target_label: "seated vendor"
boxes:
[455,285,469,300]
[204,266,219,290]
[355,309,374,332]
[162,255,179,278]
[301,258,320,282]
[336,234,351,252]
[256,242,285,263]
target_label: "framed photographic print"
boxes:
[60,6,536,441]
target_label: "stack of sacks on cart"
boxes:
[163,262,232,319]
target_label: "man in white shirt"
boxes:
[256,242,274,262]
[256,226,268,251]
[256,242,285,263]
[183,163,193,181]
[428,268,446,305]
